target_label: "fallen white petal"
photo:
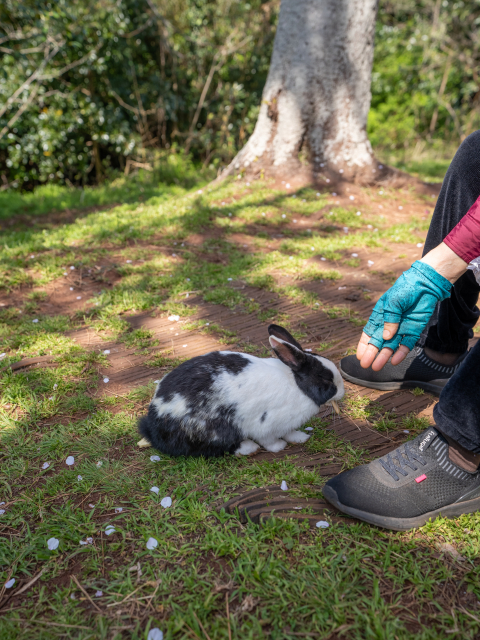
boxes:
[403,429,410,434]
[227,277,233,281]
[48,396,53,400]
[349,195,354,200]
[161,496,172,508]
[356,212,361,216]
[103,378,109,383]
[305,427,313,431]
[64,271,68,275]
[0,353,6,358]
[205,322,210,326]
[146,537,158,550]
[77,475,83,481]
[326,178,330,183]
[378,165,384,169]
[114,507,123,513]
[148,629,163,640]
[70,266,75,270]
[316,521,329,529]
[70,593,76,600]
[32,319,39,323]
[150,455,161,462]
[281,214,286,218]
[417,243,423,248]
[95,590,103,597]
[96,461,103,467]
[0,510,5,515]
[154,380,160,384]
[86,537,93,544]
[280,481,288,491]
[66,456,74,466]
[182,344,187,348]
[305,348,312,352]
[351,253,358,257]
[53,383,58,389]
[103,349,110,355]
[47,537,60,550]
[76,296,82,300]
[320,257,326,261]
[399,206,403,210]
[79,540,88,545]
[42,462,50,470]
[69,287,74,291]
[293,219,297,223]
[368,260,375,266]
[150,486,160,495]
[168,315,180,322]
[343,227,349,234]
[89,504,95,508]
[126,260,132,263]
[338,286,347,290]
[332,192,337,196]
[105,526,115,536]
[4,578,15,589]
[285,183,291,188]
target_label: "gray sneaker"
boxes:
[323,427,480,531]
[339,346,468,395]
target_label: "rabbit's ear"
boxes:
[268,324,303,351]
[269,335,307,371]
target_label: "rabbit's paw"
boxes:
[235,439,260,456]
[260,438,288,453]
[283,430,310,444]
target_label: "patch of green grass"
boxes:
[401,413,431,433]
[2,175,480,639]
[122,328,159,351]
[183,320,237,344]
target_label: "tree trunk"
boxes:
[224,0,379,180]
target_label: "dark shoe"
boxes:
[323,427,480,531]
[339,346,468,395]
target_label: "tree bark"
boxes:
[224,0,379,180]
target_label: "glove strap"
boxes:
[410,260,453,300]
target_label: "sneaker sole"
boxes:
[323,484,480,531]
[339,366,449,396]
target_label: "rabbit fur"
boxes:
[137,324,344,458]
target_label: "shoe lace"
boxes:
[380,442,427,482]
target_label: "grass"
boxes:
[1,165,480,639]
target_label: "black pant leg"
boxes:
[422,130,480,354]
[433,338,480,453]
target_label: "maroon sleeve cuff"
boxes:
[444,196,480,263]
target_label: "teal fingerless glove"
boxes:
[363,261,453,351]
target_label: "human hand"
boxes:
[357,260,453,370]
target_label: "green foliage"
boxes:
[0,0,277,189]
[370,0,480,159]
[2,0,479,191]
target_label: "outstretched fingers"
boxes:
[356,329,411,371]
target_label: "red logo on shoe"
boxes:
[415,474,427,483]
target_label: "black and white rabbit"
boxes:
[137,324,344,458]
